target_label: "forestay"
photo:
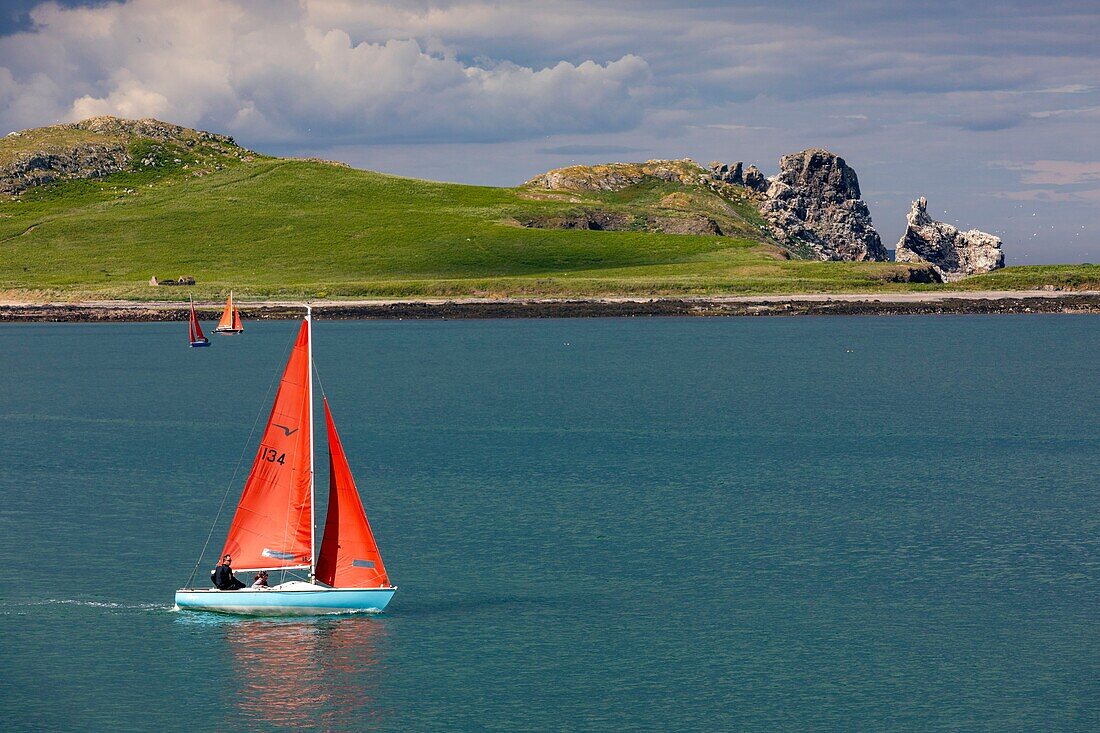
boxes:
[220,320,313,570]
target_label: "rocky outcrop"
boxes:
[742,165,767,193]
[759,148,886,261]
[522,150,1002,267]
[522,151,890,255]
[1,115,245,195]
[525,159,705,191]
[704,160,770,193]
[708,160,743,185]
[895,198,1004,282]
[0,142,129,194]
[72,116,236,146]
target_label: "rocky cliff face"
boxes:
[895,197,1004,282]
[1,116,245,195]
[759,149,886,261]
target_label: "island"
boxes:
[1,116,1097,320]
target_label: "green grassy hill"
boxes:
[1,119,1096,300]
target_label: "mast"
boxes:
[306,304,316,581]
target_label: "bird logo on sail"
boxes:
[273,423,298,437]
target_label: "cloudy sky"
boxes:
[2,0,1098,262]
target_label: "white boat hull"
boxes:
[174,581,395,616]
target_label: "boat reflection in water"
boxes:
[225,617,392,729]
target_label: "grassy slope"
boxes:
[517,173,772,241]
[1,150,1096,300]
[954,264,1100,291]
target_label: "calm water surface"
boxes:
[0,315,1097,731]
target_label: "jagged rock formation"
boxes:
[759,149,886,261]
[525,159,706,191]
[522,152,887,258]
[743,165,767,193]
[523,150,997,268]
[708,160,743,185]
[1,116,246,195]
[895,197,1004,282]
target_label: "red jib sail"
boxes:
[316,399,390,588]
[189,298,206,342]
[217,291,243,331]
[221,320,313,569]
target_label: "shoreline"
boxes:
[2,291,1100,321]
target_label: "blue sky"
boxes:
[1,0,1098,262]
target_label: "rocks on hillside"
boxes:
[1,116,245,196]
[704,160,769,193]
[525,159,705,191]
[759,148,886,261]
[516,209,723,236]
[895,197,1004,282]
[74,116,236,146]
[743,165,767,193]
[1,143,129,194]
[708,160,743,185]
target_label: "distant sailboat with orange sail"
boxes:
[175,309,395,615]
[213,291,244,334]
[188,296,210,347]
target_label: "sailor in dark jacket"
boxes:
[212,554,246,590]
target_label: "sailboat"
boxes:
[175,310,395,615]
[188,296,210,347]
[213,291,245,334]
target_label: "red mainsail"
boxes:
[217,291,243,332]
[189,298,206,342]
[221,320,313,569]
[316,399,390,588]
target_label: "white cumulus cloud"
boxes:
[0,0,651,143]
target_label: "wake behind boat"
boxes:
[175,309,395,615]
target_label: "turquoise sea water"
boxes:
[0,315,1097,732]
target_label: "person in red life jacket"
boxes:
[212,554,246,590]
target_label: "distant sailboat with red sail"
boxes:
[213,291,244,334]
[175,309,396,615]
[188,296,210,347]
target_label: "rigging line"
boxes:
[312,357,328,400]
[184,325,297,589]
